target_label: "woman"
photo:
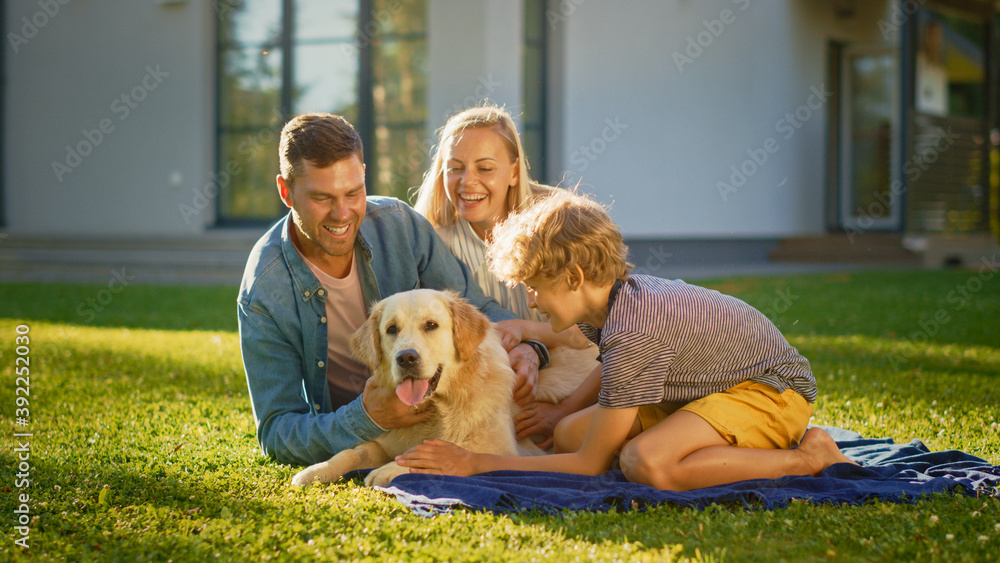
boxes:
[413,103,599,447]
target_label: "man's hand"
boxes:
[508,342,540,406]
[514,401,566,450]
[395,439,482,476]
[361,377,434,429]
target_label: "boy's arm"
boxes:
[496,319,592,350]
[397,405,638,477]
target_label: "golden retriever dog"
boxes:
[291,289,597,487]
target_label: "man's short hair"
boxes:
[487,190,633,287]
[279,113,364,190]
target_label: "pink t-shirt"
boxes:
[297,249,371,408]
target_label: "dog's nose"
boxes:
[395,349,420,369]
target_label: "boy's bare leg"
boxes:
[619,411,856,491]
[553,404,642,454]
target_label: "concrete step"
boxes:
[0,231,265,286]
[768,233,921,264]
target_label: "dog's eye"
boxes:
[385,324,398,335]
[424,320,438,331]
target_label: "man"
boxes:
[238,113,546,466]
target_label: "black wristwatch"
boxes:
[520,339,550,370]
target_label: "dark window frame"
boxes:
[213,0,427,226]
[522,0,548,184]
[0,0,6,228]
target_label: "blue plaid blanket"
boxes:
[374,426,1000,515]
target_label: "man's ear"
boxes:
[350,300,385,372]
[276,175,292,208]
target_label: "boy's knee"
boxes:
[618,441,649,483]
[620,440,678,490]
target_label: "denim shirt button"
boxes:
[314,403,321,411]
[320,316,327,323]
[317,289,325,296]
[303,290,310,298]
[317,361,325,368]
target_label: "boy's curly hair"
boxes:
[486,190,633,287]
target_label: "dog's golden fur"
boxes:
[291,289,597,487]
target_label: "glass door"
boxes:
[839,47,901,231]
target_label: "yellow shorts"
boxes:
[636,381,813,449]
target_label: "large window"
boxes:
[905,4,993,234]
[368,0,428,204]
[216,0,426,222]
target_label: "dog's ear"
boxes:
[350,300,385,371]
[447,292,490,361]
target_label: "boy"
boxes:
[397,191,855,490]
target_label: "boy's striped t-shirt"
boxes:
[579,275,817,409]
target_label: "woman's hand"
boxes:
[396,440,481,476]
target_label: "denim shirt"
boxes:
[238,197,516,466]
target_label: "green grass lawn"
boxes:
[1,270,998,561]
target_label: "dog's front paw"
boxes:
[364,462,408,487]
[291,464,328,487]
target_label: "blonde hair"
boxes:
[487,190,633,287]
[413,103,543,228]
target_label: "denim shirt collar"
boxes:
[278,212,374,304]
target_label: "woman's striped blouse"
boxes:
[435,218,547,323]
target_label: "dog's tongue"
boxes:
[395,378,429,406]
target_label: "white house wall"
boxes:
[3,0,896,240]
[427,0,524,135]
[554,0,893,238]
[4,1,214,236]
